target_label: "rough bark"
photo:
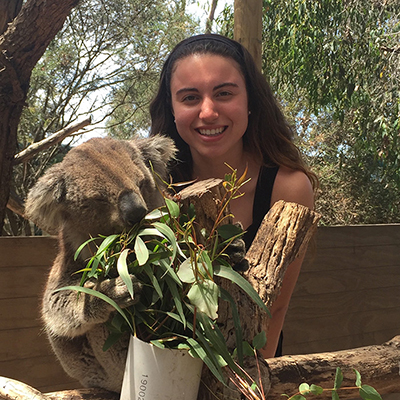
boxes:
[179,179,321,399]
[0,0,79,234]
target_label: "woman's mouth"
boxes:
[197,127,226,137]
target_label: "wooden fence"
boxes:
[1,224,400,392]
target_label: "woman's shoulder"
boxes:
[271,165,314,209]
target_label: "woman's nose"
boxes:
[199,98,218,120]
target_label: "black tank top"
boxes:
[243,165,279,249]
[242,164,283,357]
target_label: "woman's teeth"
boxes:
[198,127,225,136]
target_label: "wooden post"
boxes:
[234,0,263,70]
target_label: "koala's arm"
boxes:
[42,253,141,338]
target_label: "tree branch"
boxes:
[13,117,92,165]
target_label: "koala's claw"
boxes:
[85,274,142,309]
[224,222,249,272]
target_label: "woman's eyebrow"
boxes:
[213,82,239,91]
[175,82,239,96]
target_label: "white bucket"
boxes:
[120,335,203,400]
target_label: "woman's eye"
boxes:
[217,91,232,98]
[182,95,198,102]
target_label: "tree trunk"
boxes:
[178,179,320,399]
[0,0,79,234]
[234,0,263,70]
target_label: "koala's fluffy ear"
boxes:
[24,164,67,235]
[134,135,177,178]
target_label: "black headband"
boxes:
[175,34,244,57]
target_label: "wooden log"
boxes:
[266,335,400,399]
[179,180,321,399]
[0,376,49,400]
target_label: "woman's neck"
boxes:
[191,151,260,181]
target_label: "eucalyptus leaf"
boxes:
[252,330,267,350]
[54,285,133,331]
[176,258,196,283]
[187,281,219,320]
[165,197,180,218]
[334,367,344,390]
[214,265,270,315]
[217,223,243,240]
[145,208,168,220]
[359,385,383,400]
[134,235,149,266]
[354,369,362,387]
[117,249,134,299]
[299,383,310,394]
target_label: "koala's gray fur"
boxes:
[25,136,176,393]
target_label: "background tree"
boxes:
[0,0,80,235]
[4,0,198,235]
[218,0,400,224]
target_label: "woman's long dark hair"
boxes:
[149,34,317,188]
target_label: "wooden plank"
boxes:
[282,307,400,348]
[0,354,81,392]
[0,326,52,362]
[292,265,400,296]
[0,236,57,267]
[302,244,400,272]
[0,265,49,299]
[283,328,400,355]
[315,224,400,249]
[286,286,400,319]
[0,297,42,330]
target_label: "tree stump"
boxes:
[178,179,321,400]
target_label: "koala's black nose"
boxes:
[118,190,148,227]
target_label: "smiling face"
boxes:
[170,54,249,172]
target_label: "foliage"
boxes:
[217,0,400,224]
[5,0,199,235]
[283,368,382,400]
[59,172,269,387]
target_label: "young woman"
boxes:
[149,34,317,358]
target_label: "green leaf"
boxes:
[359,385,383,400]
[186,337,226,385]
[138,227,166,238]
[152,222,177,260]
[117,249,134,299]
[165,197,180,218]
[96,234,119,255]
[241,341,255,357]
[214,265,270,316]
[145,208,168,220]
[252,330,267,350]
[291,396,306,400]
[187,281,219,320]
[199,250,213,277]
[176,258,196,283]
[143,263,163,300]
[134,235,149,266]
[334,367,343,390]
[54,286,133,331]
[332,391,340,400]
[310,384,323,395]
[165,277,186,328]
[217,223,243,240]
[354,369,362,387]
[299,383,310,394]
[103,332,123,351]
[74,236,98,261]
[157,258,182,287]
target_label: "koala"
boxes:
[25,135,177,393]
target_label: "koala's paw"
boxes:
[225,223,249,272]
[85,275,142,309]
